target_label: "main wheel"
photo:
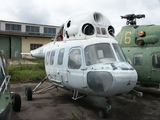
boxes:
[98,108,106,118]
[12,94,21,111]
[25,86,32,101]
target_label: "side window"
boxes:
[101,28,106,35]
[96,27,101,34]
[68,49,82,69]
[2,55,8,75]
[58,48,65,65]
[0,56,4,87]
[0,67,5,86]
[50,50,55,65]
[0,55,5,91]
[152,53,160,68]
[46,52,50,65]
[133,53,143,66]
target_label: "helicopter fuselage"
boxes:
[44,37,137,97]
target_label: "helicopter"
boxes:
[24,12,138,118]
[0,50,21,120]
[116,14,160,88]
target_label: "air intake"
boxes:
[93,12,104,25]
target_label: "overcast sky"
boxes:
[0,0,160,34]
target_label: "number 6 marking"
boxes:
[125,32,132,44]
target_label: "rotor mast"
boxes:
[121,14,145,25]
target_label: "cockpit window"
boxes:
[0,66,4,87]
[113,43,126,62]
[84,43,116,66]
[0,56,4,87]
[0,55,5,91]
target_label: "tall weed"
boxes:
[8,58,46,83]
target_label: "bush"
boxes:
[8,58,46,83]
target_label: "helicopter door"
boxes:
[151,53,160,83]
[67,47,84,90]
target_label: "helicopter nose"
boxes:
[87,71,113,93]
[87,70,137,95]
[111,70,137,95]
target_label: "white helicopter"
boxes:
[24,12,139,118]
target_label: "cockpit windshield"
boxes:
[113,43,126,62]
[84,43,116,66]
[0,55,5,90]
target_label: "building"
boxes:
[0,20,60,58]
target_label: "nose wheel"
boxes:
[99,108,106,118]
[98,97,112,118]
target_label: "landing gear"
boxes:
[72,89,87,100]
[98,97,112,118]
[12,94,21,111]
[25,86,32,101]
[99,108,106,118]
[25,75,56,101]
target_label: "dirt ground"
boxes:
[10,82,160,120]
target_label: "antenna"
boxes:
[121,14,145,25]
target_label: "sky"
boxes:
[0,0,160,34]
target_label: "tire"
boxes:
[25,86,32,101]
[12,94,21,111]
[98,108,106,118]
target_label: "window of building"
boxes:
[30,44,43,50]
[50,50,55,65]
[26,26,39,33]
[58,48,65,65]
[44,27,56,36]
[46,52,50,65]
[152,53,160,68]
[133,53,143,66]
[68,49,82,69]
[5,24,21,31]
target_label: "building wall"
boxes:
[21,37,53,58]
[0,20,59,59]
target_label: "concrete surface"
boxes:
[8,59,37,65]
[10,82,160,120]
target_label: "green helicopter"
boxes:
[0,50,21,120]
[116,14,160,88]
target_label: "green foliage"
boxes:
[8,58,46,83]
[24,58,45,64]
[70,110,83,120]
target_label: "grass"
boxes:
[70,110,83,120]
[8,58,47,83]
